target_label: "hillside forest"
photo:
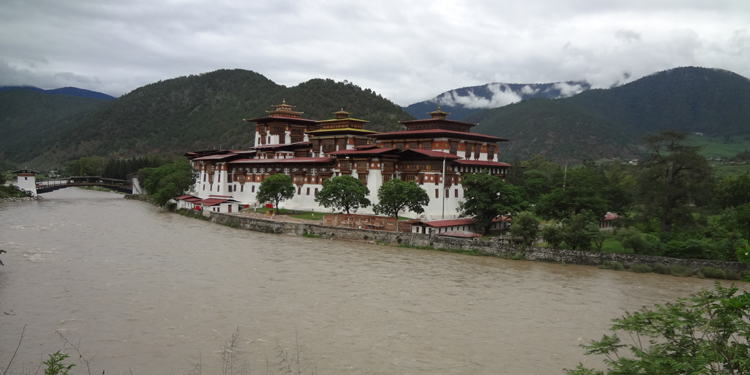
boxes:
[495,130,750,268]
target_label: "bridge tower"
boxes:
[13,169,38,196]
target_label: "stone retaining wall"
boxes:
[210,212,750,274]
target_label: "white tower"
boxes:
[13,169,37,196]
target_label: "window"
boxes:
[228,205,232,213]
[455,189,458,198]
[435,189,439,198]
[217,207,221,213]
[203,185,205,191]
[241,185,244,192]
[252,185,255,193]
[203,174,206,182]
[298,187,301,195]
[228,186,232,192]
[307,187,310,195]
[314,188,319,195]
[218,174,221,182]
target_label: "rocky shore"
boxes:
[0,196,44,203]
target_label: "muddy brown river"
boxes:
[0,188,743,374]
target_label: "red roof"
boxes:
[208,195,233,199]
[399,118,477,127]
[192,153,239,161]
[326,147,399,156]
[416,218,475,228]
[200,198,238,206]
[228,157,335,164]
[175,195,196,200]
[438,230,482,238]
[603,212,619,221]
[401,149,461,159]
[371,129,509,142]
[453,160,511,167]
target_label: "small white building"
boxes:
[411,218,477,235]
[13,169,37,196]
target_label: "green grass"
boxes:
[275,208,323,221]
[600,237,631,253]
[0,185,29,198]
[686,134,750,158]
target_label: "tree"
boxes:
[142,161,197,206]
[458,170,525,234]
[314,175,370,214]
[714,173,750,209]
[505,156,525,187]
[542,224,565,249]
[567,284,750,375]
[373,179,429,218]
[637,130,714,233]
[561,211,600,250]
[509,211,540,246]
[257,174,295,215]
[535,166,612,222]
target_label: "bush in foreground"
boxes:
[566,283,750,375]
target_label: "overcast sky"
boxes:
[1,0,749,106]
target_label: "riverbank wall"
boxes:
[209,212,750,274]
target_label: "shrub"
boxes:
[631,263,653,273]
[511,252,524,260]
[363,235,369,240]
[652,263,670,274]
[598,261,624,270]
[700,267,726,280]
[669,265,694,277]
[725,269,743,280]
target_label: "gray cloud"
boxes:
[0,0,748,105]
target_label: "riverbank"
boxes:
[125,194,749,279]
[207,210,750,277]
[0,195,43,203]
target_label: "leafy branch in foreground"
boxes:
[566,283,750,375]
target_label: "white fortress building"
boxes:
[185,101,510,219]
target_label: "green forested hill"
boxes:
[0,90,110,165]
[469,98,641,162]
[468,67,750,163]
[21,69,412,168]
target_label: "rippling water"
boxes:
[0,188,741,374]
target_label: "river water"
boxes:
[0,188,743,374]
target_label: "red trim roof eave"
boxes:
[192,153,239,161]
[228,157,336,164]
[403,149,462,159]
[438,231,483,238]
[417,218,476,228]
[245,116,319,123]
[371,129,509,142]
[399,118,478,127]
[326,148,399,156]
[253,142,312,150]
[453,160,511,167]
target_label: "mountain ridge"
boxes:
[0,85,116,100]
